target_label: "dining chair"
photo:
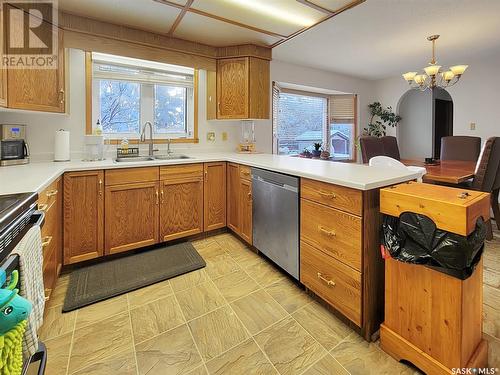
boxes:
[380,136,401,160]
[440,136,481,161]
[470,137,500,237]
[360,136,385,163]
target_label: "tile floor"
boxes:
[39,230,500,375]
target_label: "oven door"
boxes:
[1,140,25,160]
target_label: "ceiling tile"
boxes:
[191,0,327,37]
[173,12,282,47]
[307,0,358,13]
[58,0,181,34]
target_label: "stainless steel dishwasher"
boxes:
[252,168,299,280]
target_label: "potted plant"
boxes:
[363,102,402,137]
[312,142,322,158]
[300,149,312,158]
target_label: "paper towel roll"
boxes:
[54,129,70,161]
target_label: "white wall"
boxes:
[374,52,500,144]
[0,49,241,161]
[254,59,376,154]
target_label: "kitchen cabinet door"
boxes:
[204,162,226,231]
[160,177,204,242]
[105,181,159,255]
[217,58,248,119]
[7,27,65,112]
[239,177,253,245]
[0,25,6,107]
[227,163,240,233]
[63,171,104,264]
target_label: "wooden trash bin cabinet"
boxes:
[379,182,490,374]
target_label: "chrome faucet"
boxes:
[140,121,156,157]
[166,138,172,156]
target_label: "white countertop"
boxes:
[0,152,420,194]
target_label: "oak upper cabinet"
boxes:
[6,28,65,112]
[215,57,270,120]
[204,162,227,231]
[239,173,253,245]
[159,164,204,242]
[63,170,104,265]
[0,27,6,107]
[105,168,159,255]
[227,163,240,233]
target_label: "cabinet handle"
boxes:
[205,170,208,182]
[44,288,51,301]
[46,189,58,197]
[160,190,164,204]
[155,189,159,205]
[38,203,48,212]
[317,272,336,287]
[318,225,336,237]
[59,89,65,104]
[318,190,336,198]
[247,192,252,200]
[41,236,53,248]
[217,102,221,114]
[98,179,103,196]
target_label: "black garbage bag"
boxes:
[382,212,486,280]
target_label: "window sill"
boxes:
[105,138,199,145]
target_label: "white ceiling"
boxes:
[273,0,500,80]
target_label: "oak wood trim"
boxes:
[271,0,365,48]
[295,0,334,14]
[168,0,194,36]
[85,51,92,135]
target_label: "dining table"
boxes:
[401,159,477,185]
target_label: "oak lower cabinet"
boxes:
[226,164,253,244]
[204,162,226,231]
[159,164,204,241]
[63,170,104,265]
[104,167,160,254]
[300,178,383,340]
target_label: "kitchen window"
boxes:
[89,52,198,142]
[272,83,357,160]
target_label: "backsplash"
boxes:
[0,49,242,162]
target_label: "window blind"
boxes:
[272,81,281,154]
[329,95,355,123]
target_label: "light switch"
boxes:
[470,122,476,130]
[222,132,228,141]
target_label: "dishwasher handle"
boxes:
[253,175,298,193]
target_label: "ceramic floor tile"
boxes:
[187,365,209,375]
[170,268,210,293]
[246,260,285,287]
[206,339,277,375]
[212,269,260,302]
[484,284,500,309]
[483,304,500,340]
[136,324,203,375]
[484,333,500,368]
[215,234,248,252]
[39,305,76,340]
[127,279,173,309]
[44,332,72,375]
[130,294,185,344]
[195,240,228,260]
[48,276,69,308]
[331,333,418,374]
[484,265,500,288]
[265,278,312,314]
[302,353,350,375]
[75,294,128,330]
[70,348,137,375]
[205,253,241,280]
[69,312,133,374]
[227,246,263,269]
[292,302,353,350]
[231,289,288,335]
[254,316,326,375]
[176,281,227,321]
[188,305,249,361]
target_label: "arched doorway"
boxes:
[397,88,453,159]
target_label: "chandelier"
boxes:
[402,35,468,91]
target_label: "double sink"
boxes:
[114,154,192,163]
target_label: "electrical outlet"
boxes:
[470,122,476,130]
[207,131,216,142]
[222,132,228,141]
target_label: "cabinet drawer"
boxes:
[105,167,159,186]
[38,179,60,212]
[301,198,362,271]
[301,178,362,216]
[160,163,203,181]
[239,165,251,180]
[301,240,362,326]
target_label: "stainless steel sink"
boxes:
[114,156,155,163]
[154,154,191,160]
